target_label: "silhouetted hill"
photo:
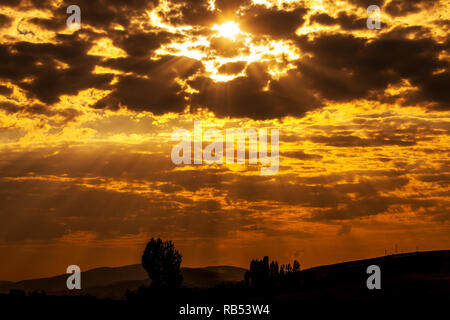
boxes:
[1,250,448,301]
[0,264,246,299]
[277,249,450,301]
[1,251,449,319]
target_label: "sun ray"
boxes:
[212,21,242,40]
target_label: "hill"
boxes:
[0,265,246,299]
[1,250,449,300]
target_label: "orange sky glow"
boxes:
[0,0,449,281]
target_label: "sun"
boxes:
[212,21,241,40]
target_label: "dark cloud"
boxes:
[309,13,336,26]
[163,169,230,192]
[347,0,385,7]
[29,0,54,9]
[111,30,174,57]
[0,173,283,242]
[25,0,159,32]
[160,0,218,26]
[240,5,308,37]
[417,174,450,186]
[309,197,391,221]
[381,25,433,39]
[0,143,445,237]
[310,11,372,30]
[334,178,410,196]
[0,145,175,180]
[102,54,202,77]
[0,0,21,7]
[0,13,13,28]
[95,55,202,113]
[0,85,12,96]
[434,19,450,29]
[29,16,64,31]
[308,197,438,221]
[296,173,345,185]
[407,71,450,110]
[93,75,186,113]
[224,174,413,218]
[0,178,171,242]
[1,1,447,120]
[295,34,390,101]
[190,62,321,119]
[283,151,323,160]
[0,34,113,104]
[385,0,440,17]
[63,0,159,30]
[186,27,448,119]
[0,102,20,113]
[215,0,251,15]
[309,134,417,147]
[157,0,250,27]
[295,31,449,109]
[0,101,81,123]
[218,61,247,74]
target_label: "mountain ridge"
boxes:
[1,250,449,299]
[0,264,247,298]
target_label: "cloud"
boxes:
[61,0,159,30]
[0,145,175,180]
[337,224,351,236]
[0,33,113,104]
[0,135,446,243]
[417,174,450,186]
[0,13,12,28]
[190,62,321,119]
[385,0,440,17]
[159,0,218,26]
[308,197,438,221]
[0,1,447,120]
[93,75,187,113]
[295,30,449,109]
[283,151,323,160]
[310,11,373,30]
[209,37,244,57]
[239,5,308,38]
[0,85,12,96]
[309,134,417,147]
[218,61,247,74]
[0,101,81,123]
[0,0,21,8]
[111,30,174,57]
[346,0,385,7]
[94,55,203,113]
[215,0,251,15]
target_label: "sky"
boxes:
[0,0,449,281]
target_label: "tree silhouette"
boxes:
[246,256,301,289]
[247,256,270,289]
[142,238,183,289]
[293,260,300,272]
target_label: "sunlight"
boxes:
[212,21,241,40]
